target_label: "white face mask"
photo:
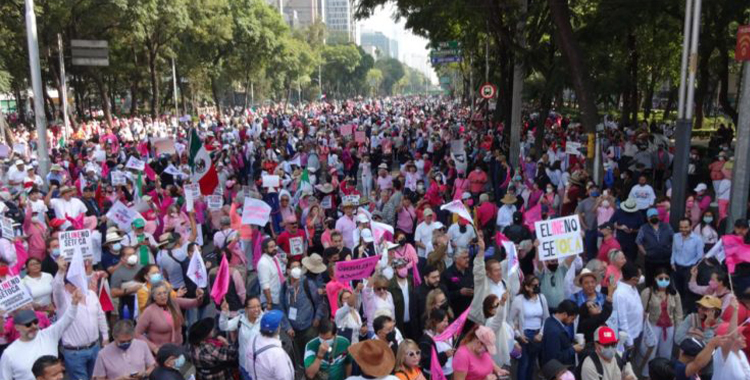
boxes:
[127,255,138,265]
[290,267,302,279]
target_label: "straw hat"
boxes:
[104,232,123,245]
[301,254,327,274]
[501,194,517,205]
[620,198,638,213]
[575,268,599,287]
[348,340,395,378]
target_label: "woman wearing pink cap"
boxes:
[452,325,509,380]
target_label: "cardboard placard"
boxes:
[335,255,381,281]
[125,156,146,171]
[0,276,33,313]
[534,215,583,261]
[241,198,272,226]
[289,236,305,257]
[354,131,366,143]
[343,195,360,206]
[153,138,176,155]
[565,142,582,156]
[111,171,127,186]
[106,201,139,232]
[207,195,223,211]
[262,175,280,188]
[0,217,14,239]
[59,229,93,260]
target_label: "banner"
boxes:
[0,217,14,239]
[722,235,750,273]
[241,198,272,226]
[0,276,33,313]
[59,229,93,260]
[335,255,381,282]
[523,203,542,232]
[111,171,127,186]
[343,195,360,206]
[125,156,146,171]
[534,215,583,261]
[153,138,176,155]
[354,131,366,143]
[207,195,223,211]
[262,175,280,188]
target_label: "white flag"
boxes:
[503,241,519,277]
[440,200,474,225]
[186,252,208,288]
[66,248,88,292]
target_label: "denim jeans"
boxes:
[62,344,100,380]
[517,329,540,380]
[241,366,252,380]
[186,305,209,328]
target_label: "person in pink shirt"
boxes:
[602,249,627,289]
[376,163,393,192]
[453,171,470,201]
[22,199,48,261]
[597,223,621,263]
[467,166,488,197]
[453,325,509,380]
[162,205,191,238]
[693,183,712,214]
[396,197,417,238]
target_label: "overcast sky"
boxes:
[358,3,437,83]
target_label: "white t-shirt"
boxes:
[522,297,544,330]
[257,254,283,305]
[49,197,88,219]
[447,224,476,250]
[22,272,54,306]
[414,221,444,258]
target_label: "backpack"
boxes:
[575,351,625,379]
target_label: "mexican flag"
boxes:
[188,128,219,195]
[300,168,313,193]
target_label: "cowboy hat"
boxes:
[104,232,123,245]
[158,232,181,249]
[348,340,395,378]
[575,268,599,287]
[620,198,638,213]
[301,254,327,274]
[500,194,517,205]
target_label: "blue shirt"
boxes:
[671,232,705,267]
[570,290,606,307]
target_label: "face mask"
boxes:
[650,217,660,224]
[173,355,186,369]
[601,201,610,208]
[548,264,559,272]
[127,255,138,265]
[656,278,670,288]
[590,192,599,197]
[149,273,163,284]
[600,346,616,360]
[324,338,335,346]
[117,341,131,351]
[560,371,576,380]
[112,243,122,252]
[533,285,541,294]
[703,217,713,223]
[51,248,61,260]
[397,267,408,278]
[546,188,553,193]
[290,267,302,280]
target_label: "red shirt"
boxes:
[467,170,488,194]
[276,229,307,261]
[597,236,622,263]
[477,202,498,228]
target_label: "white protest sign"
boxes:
[241,198,272,226]
[565,142,582,156]
[207,195,223,211]
[213,185,224,196]
[289,237,305,257]
[126,156,146,171]
[185,183,200,199]
[106,201,140,232]
[343,195,360,206]
[262,175,280,188]
[164,165,182,177]
[12,143,27,158]
[450,139,465,154]
[111,171,127,186]
[0,217,14,239]
[0,276,33,313]
[195,224,204,246]
[185,188,195,212]
[0,144,9,158]
[534,215,584,261]
[153,138,176,155]
[59,229,93,260]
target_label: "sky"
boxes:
[357,3,437,84]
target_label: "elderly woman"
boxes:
[136,281,203,354]
[361,274,395,333]
[602,249,627,290]
[334,288,365,345]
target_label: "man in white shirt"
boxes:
[52,264,109,380]
[47,186,88,220]
[447,219,476,251]
[496,194,518,231]
[248,310,294,380]
[414,208,443,258]
[627,175,656,211]
[612,262,643,348]
[0,291,82,380]
[257,238,285,311]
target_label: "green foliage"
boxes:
[374,58,405,96]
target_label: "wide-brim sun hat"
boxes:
[348,340,395,378]
[620,198,638,213]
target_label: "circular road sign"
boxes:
[480,83,496,99]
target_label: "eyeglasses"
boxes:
[24,320,39,328]
[375,287,387,292]
[406,350,421,357]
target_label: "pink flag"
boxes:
[101,161,110,178]
[11,240,28,275]
[65,214,85,230]
[210,255,230,304]
[496,232,510,246]
[144,163,157,181]
[523,203,542,232]
[430,346,447,380]
[722,235,750,274]
[434,307,471,342]
[440,200,474,224]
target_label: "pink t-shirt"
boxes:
[452,345,495,380]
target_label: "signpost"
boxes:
[737,25,750,61]
[71,40,109,66]
[430,41,463,65]
[479,83,497,99]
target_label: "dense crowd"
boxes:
[0,97,747,380]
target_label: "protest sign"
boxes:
[343,195,360,206]
[0,145,11,158]
[153,138,176,155]
[207,195,223,211]
[164,165,182,177]
[340,125,354,136]
[111,171,127,186]
[185,183,201,199]
[125,156,145,171]
[12,143,27,158]
[0,276,33,313]
[450,139,465,154]
[185,187,195,212]
[106,201,139,231]
[213,185,224,196]
[241,198,272,226]
[534,215,583,261]
[289,237,305,257]
[354,131,366,143]
[59,229,93,260]
[262,175,280,188]
[335,255,381,282]
[0,217,14,239]
[565,142,581,155]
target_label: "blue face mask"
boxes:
[149,273,163,284]
[112,243,122,252]
[117,341,131,351]
[173,355,186,369]
[51,248,61,260]
[657,278,670,288]
[590,192,599,197]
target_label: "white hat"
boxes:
[694,183,707,192]
[357,213,369,223]
[14,160,24,166]
[361,228,374,243]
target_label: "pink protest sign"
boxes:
[354,131,366,143]
[340,125,354,136]
[335,255,380,281]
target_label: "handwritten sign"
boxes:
[0,217,14,239]
[184,184,200,199]
[0,276,33,313]
[111,171,127,186]
[343,195,360,206]
[354,131,366,143]
[450,139,465,154]
[59,229,93,260]
[126,156,145,171]
[207,195,223,211]
[289,237,305,258]
[262,175,280,188]
[534,215,583,261]
[335,255,381,281]
[0,145,10,158]
[153,138,176,155]
[106,201,139,232]
[565,142,581,156]
[241,198,272,226]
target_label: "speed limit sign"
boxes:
[480,83,497,99]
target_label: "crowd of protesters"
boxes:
[0,97,747,380]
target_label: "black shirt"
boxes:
[441,264,474,313]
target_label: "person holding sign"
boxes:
[0,290,83,380]
[276,216,307,262]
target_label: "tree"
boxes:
[366,68,383,96]
[375,58,405,95]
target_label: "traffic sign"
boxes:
[71,40,109,66]
[430,49,462,57]
[480,83,497,99]
[431,56,463,64]
[437,41,461,50]
[737,25,750,61]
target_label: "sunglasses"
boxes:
[407,350,421,357]
[24,320,39,328]
[375,287,387,292]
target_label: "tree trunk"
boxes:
[148,49,160,118]
[642,73,656,120]
[719,49,739,125]
[211,76,223,115]
[627,32,639,126]
[91,71,113,127]
[547,0,599,134]
[663,87,676,121]
[693,46,711,130]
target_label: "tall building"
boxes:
[283,0,323,28]
[389,38,399,61]
[361,31,398,60]
[324,0,356,43]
